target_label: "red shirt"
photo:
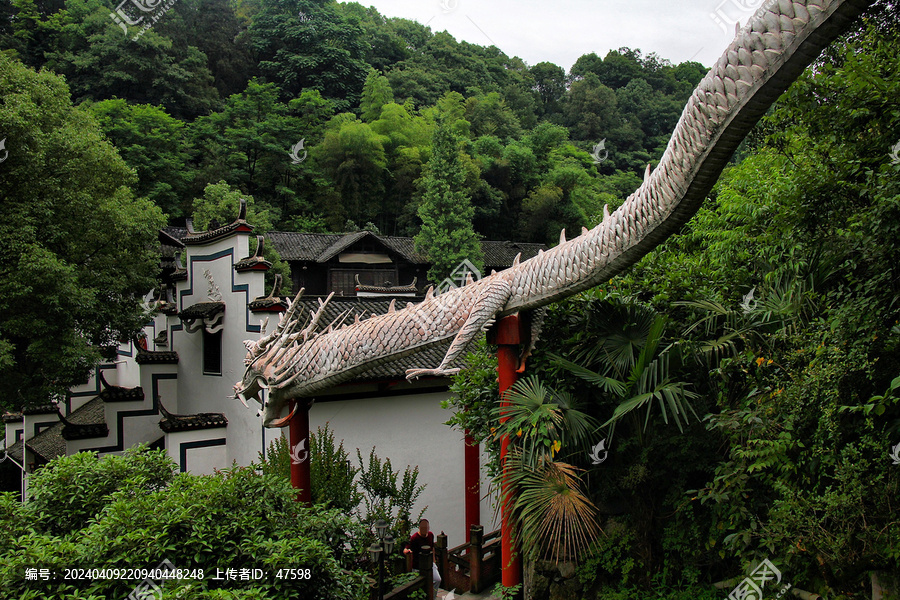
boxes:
[405,531,434,557]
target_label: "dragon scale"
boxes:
[237,0,874,428]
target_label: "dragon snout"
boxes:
[233,375,267,408]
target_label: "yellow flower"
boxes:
[516,429,523,437]
[755,357,765,366]
[766,359,773,366]
[551,440,561,454]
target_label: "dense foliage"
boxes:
[261,425,425,544]
[0,0,706,244]
[2,447,366,599]
[0,55,166,407]
[3,0,899,598]
[444,7,900,599]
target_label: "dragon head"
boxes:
[234,289,343,428]
[233,365,296,428]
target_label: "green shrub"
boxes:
[3,450,366,600]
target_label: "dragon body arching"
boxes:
[236,0,874,427]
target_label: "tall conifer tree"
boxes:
[415,115,483,284]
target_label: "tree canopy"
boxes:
[0,55,165,407]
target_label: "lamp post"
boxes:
[368,519,395,600]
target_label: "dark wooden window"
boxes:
[203,330,222,375]
[329,268,398,296]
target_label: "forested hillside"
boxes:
[0,0,706,244]
[2,0,899,598]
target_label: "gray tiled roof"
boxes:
[3,440,23,463]
[164,228,545,269]
[22,404,59,415]
[60,397,109,440]
[158,403,228,433]
[26,422,65,462]
[2,412,22,423]
[135,349,179,365]
[267,231,425,263]
[266,231,546,268]
[179,301,225,320]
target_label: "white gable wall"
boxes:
[310,391,499,548]
[171,233,266,468]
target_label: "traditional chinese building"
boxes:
[0,205,542,545]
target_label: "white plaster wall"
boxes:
[68,364,118,413]
[311,391,496,547]
[22,413,57,443]
[4,422,23,446]
[171,233,267,469]
[115,340,141,389]
[166,429,227,475]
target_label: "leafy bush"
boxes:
[3,448,366,600]
[259,424,424,542]
[25,445,175,536]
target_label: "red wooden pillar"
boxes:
[289,399,312,505]
[464,427,480,534]
[488,315,523,592]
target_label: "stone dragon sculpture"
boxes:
[236,0,874,427]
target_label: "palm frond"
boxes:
[504,454,601,563]
[550,353,627,396]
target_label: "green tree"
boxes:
[529,61,567,119]
[0,56,165,409]
[41,0,219,119]
[314,115,389,230]
[190,182,291,293]
[189,79,314,217]
[370,102,432,235]
[247,0,369,109]
[465,92,523,140]
[86,99,192,219]
[414,115,483,283]
[359,68,394,122]
[562,73,621,142]
[156,0,255,99]
[491,376,600,563]
[550,298,699,443]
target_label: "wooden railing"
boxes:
[371,525,501,600]
[435,525,502,594]
[370,545,434,600]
